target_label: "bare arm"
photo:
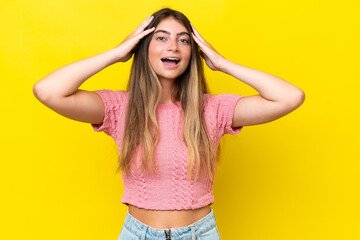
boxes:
[33,15,155,125]
[33,49,120,124]
[220,60,305,127]
[190,23,305,127]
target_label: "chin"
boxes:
[157,71,185,81]
[159,75,179,81]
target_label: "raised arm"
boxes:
[33,15,155,124]
[33,49,120,124]
[190,23,305,127]
[221,60,304,126]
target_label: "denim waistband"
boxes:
[123,208,216,239]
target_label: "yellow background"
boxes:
[1,0,359,239]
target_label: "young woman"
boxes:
[33,8,305,240]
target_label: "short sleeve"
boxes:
[90,89,128,137]
[210,93,246,136]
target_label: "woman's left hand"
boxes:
[190,23,227,71]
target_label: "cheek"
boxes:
[183,46,191,57]
[148,44,160,66]
[148,44,163,61]
[149,40,163,52]
[182,47,192,64]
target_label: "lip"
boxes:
[161,56,181,61]
[161,59,180,69]
[161,56,181,69]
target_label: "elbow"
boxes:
[289,89,305,109]
[33,82,50,103]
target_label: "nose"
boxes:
[167,39,179,51]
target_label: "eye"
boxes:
[179,39,190,44]
[156,36,166,41]
[179,39,190,45]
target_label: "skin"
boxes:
[148,17,192,104]
[33,14,305,230]
[129,16,305,228]
[128,17,212,228]
[190,23,305,127]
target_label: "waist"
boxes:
[128,204,212,229]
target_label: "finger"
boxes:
[191,27,207,50]
[192,33,212,60]
[191,23,203,40]
[134,15,154,32]
[138,17,154,34]
[140,15,153,26]
[136,27,155,39]
[190,23,206,43]
[140,15,153,28]
[136,15,153,31]
[134,16,149,31]
[192,32,205,49]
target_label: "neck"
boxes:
[159,78,175,104]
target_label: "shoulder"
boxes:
[202,92,246,121]
[92,89,128,110]
[93,89,128,97]
[93,89,128,101]
[203,92,244,107]
[203,93,214,105]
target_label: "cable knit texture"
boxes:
[91,89,245,210]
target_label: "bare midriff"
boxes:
[128,204,211,229]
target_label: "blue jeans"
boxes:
[118,208,221,240]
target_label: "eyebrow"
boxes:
[154,30,190,37]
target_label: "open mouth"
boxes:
[161,57,180,68]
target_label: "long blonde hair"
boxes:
[116,8,220,182]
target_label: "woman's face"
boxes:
[148,17,191,82]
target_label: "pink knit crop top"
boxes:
[91,89,245,210]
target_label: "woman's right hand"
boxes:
[113,15,155,63]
